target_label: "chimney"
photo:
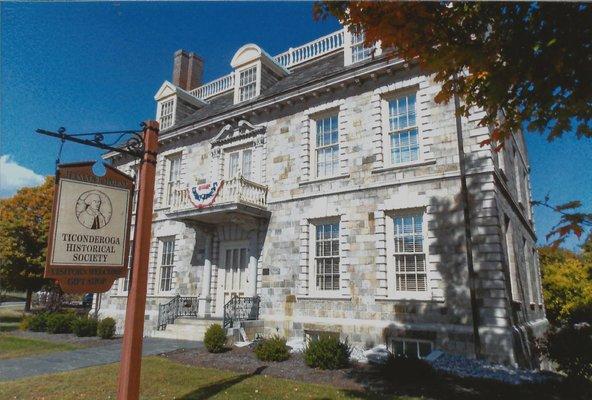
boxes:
[172,50,203,91]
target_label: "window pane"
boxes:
[315,115,339,178]
[393,213,427,293]
[315,222,340,291]
[242,149,252,179]
[389,93,419,165]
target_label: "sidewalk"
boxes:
[0,337,201,381]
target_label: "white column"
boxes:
[199,233,213,317]
[248,255,258,297]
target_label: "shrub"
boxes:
[97,317,116,339]
[19,316,31,331]
[304,335,351,369]
[254,335,290,362]
[46,312,77,334]
[204,324,226,353]
[380,352,436,383]
[27,313,48,332]
[72,317,98,337]
[542,323,592,379]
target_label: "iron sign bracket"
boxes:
[36,123,149,159]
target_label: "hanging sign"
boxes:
[187,180,223,209]
[45,162,134,293]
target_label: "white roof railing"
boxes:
[273,29,345,68]
[189,72,235,99]
[191,29,347,101]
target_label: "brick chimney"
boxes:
[172,50,203,91]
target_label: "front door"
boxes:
[216,242,249,316]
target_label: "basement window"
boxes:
[392,339,433,359]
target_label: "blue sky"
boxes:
[1,2,591,250]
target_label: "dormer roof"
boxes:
[154,80,207,107]
[230,44,289,77]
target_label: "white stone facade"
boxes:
[100,29,547,368]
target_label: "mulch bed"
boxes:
[7,330,121,348]
[161,345,368,392]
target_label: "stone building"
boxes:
[99,28,547,367]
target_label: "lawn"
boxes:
[0,334,81,360]
[0,356,407,400]
[0,306,27,332]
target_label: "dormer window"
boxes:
[351,32,372,64]
[159,99,175,130]
[231,44,288,105]
[239,66,258,102]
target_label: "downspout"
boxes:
[453,89,483,359]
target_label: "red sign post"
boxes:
[116,120,159,400]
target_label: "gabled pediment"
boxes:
[154,80,208,106]
[212,120,265,145]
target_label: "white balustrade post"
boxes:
[199,233,213,317]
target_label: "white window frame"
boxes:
[308,218,342,297]
[386,209,431,300]
[350,32,372,64]
[504,215,520,302]
[383,91,421,167]
[391,338,433,359]
[225,146,253,180]
[237,65,258,103]
[158,98,175,130]
[311,112,340,179]
[158,237,176,294]
[164,153,182,206]
[119,240,134,294]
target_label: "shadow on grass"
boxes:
[340,363,592,400]
[178,365,268,400]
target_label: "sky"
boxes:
[1,2,591,251]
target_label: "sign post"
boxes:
[37,120,159,400]
[116,120,159,400]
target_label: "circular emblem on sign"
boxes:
[75,190,112,230]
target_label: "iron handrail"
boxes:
[223,294,260,329]
[157,295,199,330]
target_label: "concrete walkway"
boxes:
[0,337,202,382]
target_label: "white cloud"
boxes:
[0,155,45,198]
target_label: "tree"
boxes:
[315,1,592,245]
[0,177,54,310]
[539,246,592,326]
[315,2,591,142]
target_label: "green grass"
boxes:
[0,334,81,360]
[0,356,408,400]
[0,307,27,333]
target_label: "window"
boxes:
[314,222,340,291]
[504,215,520,301]
[514,149,523,205]
[392,339,433,359]
[159,99,175,130]
[351,32,372,63]
[227,148,253,180]
[129,164,140,213]
[159,238,175,292]
[393,212,427,293]
[523,238,533,304]
[238,66,257,102]
[122,240,134,292]
[388,94,419,164]
[314,115,339,178]
[166,154,182,206]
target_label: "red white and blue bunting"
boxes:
[187,181,223,209]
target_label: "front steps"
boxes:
[151,318,222,341]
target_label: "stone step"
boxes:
[151,318,223,341]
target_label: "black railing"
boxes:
[223,294,260,329]
[157,295,199,330]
